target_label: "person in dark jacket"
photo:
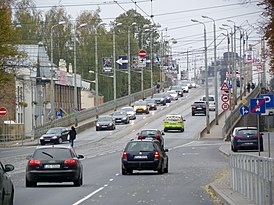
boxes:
[69,126,77,147]
[247,82,251,93]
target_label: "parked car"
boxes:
[96,115,116,131]
[231,127,264,152]
[201,95,216,111]
[169,86,184,97]
[137,129,165,147]
[121,106,136,120]
[164,114,185,132]
[121,139,168,175]
[144,98,157,110]
[40,127,70,145]
[166,90,178,100]
[152,93,167,105]
[25,144,84,187]
[133,100,150,114]
[191,101,206,116]
[112,110,130,124]
[0,161,14,205]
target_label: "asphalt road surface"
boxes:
[1,80,230,205]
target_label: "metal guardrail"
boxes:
[230,153,274,205]
[33,88,155,138]
[222,86,260,139]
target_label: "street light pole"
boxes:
[202,16,219,125]
[95,26,99,118]
[191,19,210,134]
[150,27,153,89]
[128,22,136,105]
[50,21,65,121]
[73,22,87,126]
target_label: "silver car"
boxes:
[121,106,136,120]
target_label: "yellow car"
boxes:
[164,114,185,132]
[133,100,150,114]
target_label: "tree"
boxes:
[259,0,274,73]
[14,0,43,44]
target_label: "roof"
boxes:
[35,144,72,149]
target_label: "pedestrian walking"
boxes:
[247,82,251,93]
[69,126,77,147]
[251,82,255,90]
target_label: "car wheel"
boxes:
[40,141,45,145]
[231,145,238,152]
[96,127,99,131]
[260,146,264,152]
[192,113,195,116]
[164,160,168,173]
[122,168,127,175]
[58,137,63,144]
[26,178,36,187]
[181,128,184,132]
[73,175,82,187]
[164,128,168,132]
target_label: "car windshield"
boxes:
[145,99,154,103]
[167,91,176,94]
[140,130,159,136]
[153,93,165,98]
[127,141,155,152]
[193,102,205,105]
[113,111,125,116]
[166,116,181,121]
[122,107,133,112]
[46,128,62,134]
[202,96,214,101]
[237,129,258,135]
[134,101,147,106]
[98,116,112,122]
[170,86,181,90]
[33,148,72,160]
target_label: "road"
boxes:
[1,80,230,205]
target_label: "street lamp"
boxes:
[113,22,122,111]
[191,19,210,134]
[202,15,219,125]
[220,27,232,110]
[73,22,87,126]
[128,22,136,105]
[50,21,65,121]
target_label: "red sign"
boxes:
[221,94,229,103]
[0,107,7,116]
[138,49,147,59]
[222,103,230,111]
[220,82,229,91]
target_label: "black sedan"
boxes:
[152,93,167,106]
[144,98,157,110]
[0,161,14,205]
[39,127,70,145]
[191,101,206,116]
[96,115,116,131]
[121,139,168,175]
[25,145,84,187]
[112,110,130,124]
[231,127,264,152]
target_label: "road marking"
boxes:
[72,187,104,205]
[182,153,199,156]
[170,141,195,150]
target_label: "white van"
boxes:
[201,95,216,111]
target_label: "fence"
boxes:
[230,153,274,205]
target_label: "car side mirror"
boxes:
[78,154,84,159]
[136,133,140,136]
[164,149,169,152]
[4,164,14,172]
[161,132,165,135]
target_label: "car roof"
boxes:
[35,144,72,150]
[234,127,257,130]
[140,129,160,132]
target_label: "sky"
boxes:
[34,0,265,69]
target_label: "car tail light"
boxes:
[252,135,260,139]
[154,151,160,159]
[234,135,244,139]
[154,135,161,139]
[202,106,206,108]
[138,136,145,139]
[122,152,127,160]
[64,159,77,166]
[192,106,197,109]
[28,160,41,166]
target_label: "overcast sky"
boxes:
[34,0,264,67]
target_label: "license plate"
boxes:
[116,120,121,122]
[197,108,202,110]
[44,164,60,169]
[134,156,148,159]
[102,126,107,128]
[44,139,51,141]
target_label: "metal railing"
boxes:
[33,88,155,138]
[230,153,274,205]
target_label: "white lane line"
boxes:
[170,141,195,150]
[109,178,114,182]
[115,173,119,176]
[72,187,104,205]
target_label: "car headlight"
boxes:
[161,98,164,101]
[40,136,44,140]
[96,123,100,126]
[52,136,58,139]
[122,117,127,120]
[109,122,113,126]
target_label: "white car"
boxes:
[201,95,216,111]
[191,82,197,88]
[121,106,136,120]
[166,90,178,100]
